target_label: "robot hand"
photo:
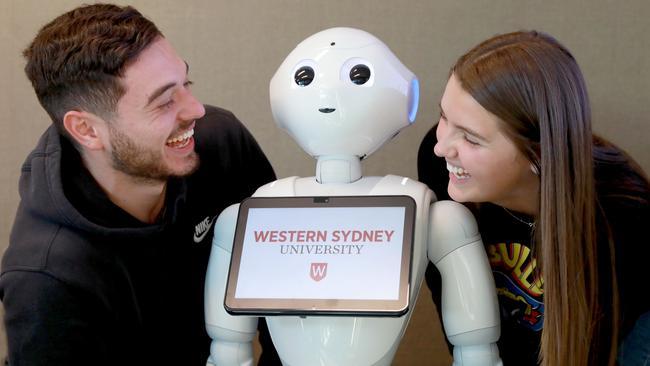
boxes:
[205,204,258,366]
[428,200,502,366]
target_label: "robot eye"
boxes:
[349,64,371,85]
[294,66,315,86]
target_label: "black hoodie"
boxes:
[0,105,276,365]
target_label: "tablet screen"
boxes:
[224,195,415,316]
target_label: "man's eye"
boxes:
[160,100,174,109]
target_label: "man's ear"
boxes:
[62,111,105,149]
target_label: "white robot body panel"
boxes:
[253,175,433,366]
[205,27,501,366]
[268,316,402,366]
[205,204,258,365]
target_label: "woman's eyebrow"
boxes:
[439,103,488,141]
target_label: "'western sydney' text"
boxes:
[253,230,395,243]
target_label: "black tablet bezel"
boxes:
[224,195,415,317]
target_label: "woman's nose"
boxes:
[433,122,455,158]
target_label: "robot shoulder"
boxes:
[253,176,300,197]
[428,200,481,263]
[372,175,434,202]
[212,203,241,252]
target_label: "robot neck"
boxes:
[315,155,362,184]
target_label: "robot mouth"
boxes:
[318,108,336,113]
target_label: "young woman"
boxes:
[418,30,650,366]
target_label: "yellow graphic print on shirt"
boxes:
[488,242,544,331]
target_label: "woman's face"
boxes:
[433,74,538,213]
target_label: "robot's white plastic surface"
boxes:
[205,27,501,366]
[270,27,419,162]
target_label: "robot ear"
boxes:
[408,78,420,123]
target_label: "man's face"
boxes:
[105,37,205,183]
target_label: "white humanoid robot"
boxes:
[205,27,502,366]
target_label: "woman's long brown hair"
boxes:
[452,31,618,365]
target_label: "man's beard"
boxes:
[108,124,199,184]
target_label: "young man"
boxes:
[0,4,277,365]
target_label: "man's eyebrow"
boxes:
[146,82,176,107]
[145,61,190,107]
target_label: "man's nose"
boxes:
[179,90,206,121]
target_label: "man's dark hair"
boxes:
[23,3,162,140]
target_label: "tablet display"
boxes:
[224,195,415,316]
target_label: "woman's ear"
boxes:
[62,110,105,150]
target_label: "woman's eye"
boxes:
[464,135,480,145]
[294,66,315,86]
[349,64,371,85]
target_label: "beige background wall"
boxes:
[1,0,648,363]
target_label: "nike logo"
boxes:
[193,215,216,243]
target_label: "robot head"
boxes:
[270,27,419,159]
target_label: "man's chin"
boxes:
[119,154,200,183]
[170,154,200,178]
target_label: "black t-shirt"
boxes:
[418,125,650,365]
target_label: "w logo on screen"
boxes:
[310,262,328,282]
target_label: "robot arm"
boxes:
[205,204,258,366]
[427,200,502,366]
